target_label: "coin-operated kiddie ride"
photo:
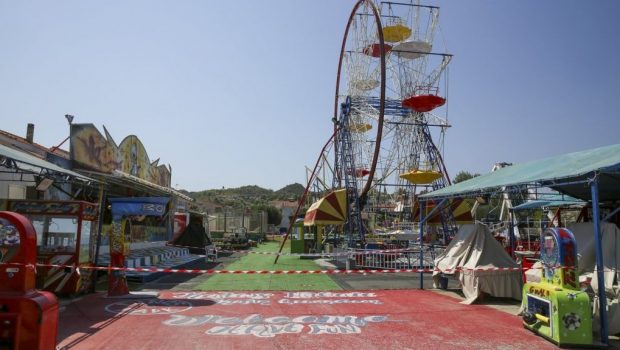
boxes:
[0,211,59,350]
[522,227,592,346]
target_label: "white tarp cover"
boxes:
[433,223,523,304]
[569,222,620,335]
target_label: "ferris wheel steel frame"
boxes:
[275,0,459,260]
[334,0,386,205]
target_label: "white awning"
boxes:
[0,143,94,182]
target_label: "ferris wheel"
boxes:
[288,0,456,250]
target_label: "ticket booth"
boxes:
[290,219,318,254]
[522,227,592,346]
[0,211,59,350]
[8,200,99,296]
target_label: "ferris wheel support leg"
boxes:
[274,131,337,264]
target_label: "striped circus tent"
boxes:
[412,198,473,224]
[304,189,347,226]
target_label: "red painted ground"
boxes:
[57,290,557,350]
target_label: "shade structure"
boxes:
[304,189,347,226]
[0,143,93,182]
[392,40,432,59]
[420,143,620,202]
[412,198,473,224]
[512,194,585,211]
[382,24,412,42]
[402,94,446,113]
[400,169,443,184]
[363,43,392,57]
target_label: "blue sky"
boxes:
[1,1,618,191]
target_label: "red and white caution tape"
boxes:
[1,261,556,275]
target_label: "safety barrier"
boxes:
[2,261,537,275]
[351,245,443,270]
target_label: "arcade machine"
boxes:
[522,227,592,346]
[0,211,58,350]
[8,200,99,296]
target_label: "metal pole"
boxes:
[242,209,245,230]
[91,184,106,293]
[591,179,608,344]
[419,200,425,289]
[508,209,515,259]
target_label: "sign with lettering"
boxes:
[103,291,389,338]
[163,314,388,338]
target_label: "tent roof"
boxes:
[421,143,620,202]
[0,143,94,182]
[304,189,347,226]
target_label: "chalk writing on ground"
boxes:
[163,314,389,337]
[105,299,193,315]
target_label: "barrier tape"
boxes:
[1,261,585,275]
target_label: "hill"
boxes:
[274,183,305,199]
[187,183,304,211]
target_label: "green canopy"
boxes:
[511,194,585,211]
[421,143,620,202]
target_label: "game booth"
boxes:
[8,200,99,296]
[521,227,592,346]
[0,211,59,349]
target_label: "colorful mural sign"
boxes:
[0,217,21,263]
[8,200,98,220]
[70,123,171,187]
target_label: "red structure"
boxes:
[363,43,392,57]
[0,211,59,350]
[402,94,446,113]
[8,200,99,296]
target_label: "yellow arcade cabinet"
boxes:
[522,227,592,346]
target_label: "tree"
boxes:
[453,171,480,184]
[252,204,282,226]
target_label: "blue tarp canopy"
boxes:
[419,142,620,344]
[421,143,620,202]
[511,194,585,211]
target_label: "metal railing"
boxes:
[332,244,445,270]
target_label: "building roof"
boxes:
[421,143,620,202]
[79,169,192,201]
[0,129,68,158]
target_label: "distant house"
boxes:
[270,200,299,232]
